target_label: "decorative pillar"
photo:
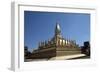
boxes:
[67,40,68,45]
[62,39,64,46]
[45,41,47,46]
[63,40,65,46]
[56,38,58,46]
[39,42,40,47]
[58,39,60,46]
[42,41,44,47]
[41,42,42,46]
[61,39,63,46]
[60,39,62,46]
[68,39,71,47]
[65,40,67,46]
[67,39,69,46]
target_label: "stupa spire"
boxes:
[55,22,61,36]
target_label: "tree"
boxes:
[81,41,90,56]
[24,46,31,59]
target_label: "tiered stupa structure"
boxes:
[31,22,81,59]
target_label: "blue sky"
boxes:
[24,11,90,52]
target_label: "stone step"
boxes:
[49,54,86,60]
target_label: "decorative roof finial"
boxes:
[55,21,61,36]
